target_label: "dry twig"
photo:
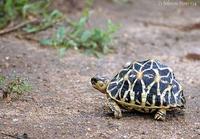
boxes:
[136,19,200,32]
[0,19,39,36]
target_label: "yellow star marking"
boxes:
[130,91,135,103]
[137,72,143,79]
[155,75,161,82]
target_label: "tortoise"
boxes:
[91,59,186,120]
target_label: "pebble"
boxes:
[12,118,18,122]
[87,128,91,131]
[16,55,23,59]
[5,56,9,60]
[123,135,128,139]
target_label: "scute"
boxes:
[159,68,171,76]
[155,95,161,106]
[159,81,169,92]
[134,63,142,71]
[152,62,158,69]
[133,80,143,96]
[172,79,180,95]
[120,80,129,99]
[163,92,169,106]
[142,70,156,87]
[141,62,151,71]
[125,91,131,103]
[107,59,185,110]
[137,59,150,65]
[118,69,129,78]
[146,94,153,106]
[149,83,158,95]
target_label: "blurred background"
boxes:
[0,0,200,139]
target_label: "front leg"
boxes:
[107,98,122,119]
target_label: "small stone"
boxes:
[87,121,91,124]
[13,118,18,122]
[16,55,22,59]
[123,33,129,38]
[188,79,195,84]
[123,135,128,139]
[5,56,9,60]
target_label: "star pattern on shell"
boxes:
[107,59,186,111]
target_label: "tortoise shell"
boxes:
[107,59,185,112]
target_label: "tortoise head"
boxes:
[91,75,109,94]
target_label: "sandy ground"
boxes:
[0,0,200,138]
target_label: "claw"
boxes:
[114,111,122,119]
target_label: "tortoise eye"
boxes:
[98,82,104,87]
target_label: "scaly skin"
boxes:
[154,109,166,121]
[107,97,122,119]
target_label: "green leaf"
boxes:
[6,77,32,95]
[78,17,87,27]
[73,17,87,32]
[81,30,92,42]
[0,74,5,86]
[22,24,38,33]
[15,0,28,14]
[91,29,104,43]
[23,9,63,33]
[40,39,53,46]
[67,40,78,48]
[56,26,66,42]
[48,10,63,20]
[107,20,120,34]
[5,0,15,19]
[22,0,50,18]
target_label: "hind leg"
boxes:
[107,98,122,119]
[154,109,166,121]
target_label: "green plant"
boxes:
[0,75,32,102]
[22,0,50,18]
[0,74,5,86]
[40,17,119,57]
[22,10,63,33]
[40,0,119,57]
[6,77,32,96]
[0,0,27,28]
[0,0,63,33]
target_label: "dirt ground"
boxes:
[0,0,200,139]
